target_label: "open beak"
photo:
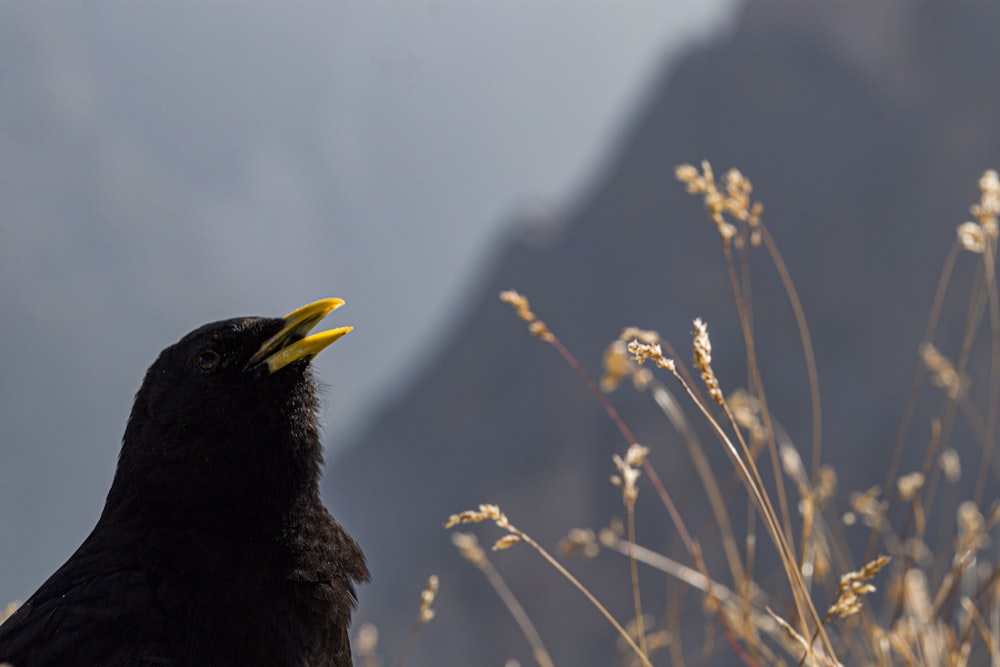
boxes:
[247,298,353,374]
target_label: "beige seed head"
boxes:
[972,169,1000,226]
[612,443,649,505]
[812,464,837,507]
[827,555,889,620]
[896,472,925,501]
[355,622,379,658]
[850,486,887,528]
[957,501,986,553]
[445,503,508,529]
[920,342,967,398]
[957,169,1000,254]
[692,318,724,406]
[499,290,554,342]
[601,340,631,392]
[957,221,987,253]
[939,448,961,483]
[674,163,700,184]
[528,321,553,342]
[499,290,535,322]
[451,532,487,566]
[627,339,676,371]
[416,575,439,624]
[492,535,522,551]
[558,528,599,558]
[903,568,932,625]
[676,160,764,245]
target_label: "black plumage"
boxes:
[0,299,369,666]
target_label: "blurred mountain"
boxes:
[326,1,1000,664]
[0,3,734,605]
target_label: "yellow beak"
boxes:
[247,298,353,374]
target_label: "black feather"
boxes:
[0,313,369,666]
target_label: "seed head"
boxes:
[492,535,522,551]
[627,340,675,372]
[445,503,508,529]
[692,319,724,406]
[826,555,889,620]
[499,290,554,342]
[612,443,649,505]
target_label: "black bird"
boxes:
[0,299,369,666]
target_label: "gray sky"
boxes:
[0,2,735,602]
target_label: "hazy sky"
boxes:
[0,2,735,601]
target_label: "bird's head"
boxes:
[108,299,352,525]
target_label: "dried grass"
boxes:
[444,165,1000,666]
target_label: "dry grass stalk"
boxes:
[396,575,440,667]
[626,339,677,372]
[611,443,652,656]
[623,311,815,660]
[447,504,653,667]
[451,532,554,667]
[691,318,724,407]
[500,290,553,342]
[496,291,760,660]
[678,162,828,656]
[355,622,381,667]
[418,576,438,624]
[729,389,768,453]
[939,449,961,483]
[824,556,890,623]
[903,569,947,665]
[957,169,1000,254]
[958,597,990,665]
[471,167,1000,666]
[619,624,672,667]
[920,343,968,399]
[558,528,600,559]
[607,332,748,592]
[499,291,699,568]
[595,527,796,662]
[674,161,762,247]
[656,352,834,664]
[612,443,650,506]
[681,318,836,661]
[493,535,523,551]
[897,472,926,502]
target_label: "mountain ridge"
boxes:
[327,2,1000,664]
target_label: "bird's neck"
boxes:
[103,421,326,539]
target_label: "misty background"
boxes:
[7,1,1000,665]
[0,1,731,611]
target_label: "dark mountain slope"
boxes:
[328,2,1000,664]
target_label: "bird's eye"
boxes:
[195,350,221,373]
